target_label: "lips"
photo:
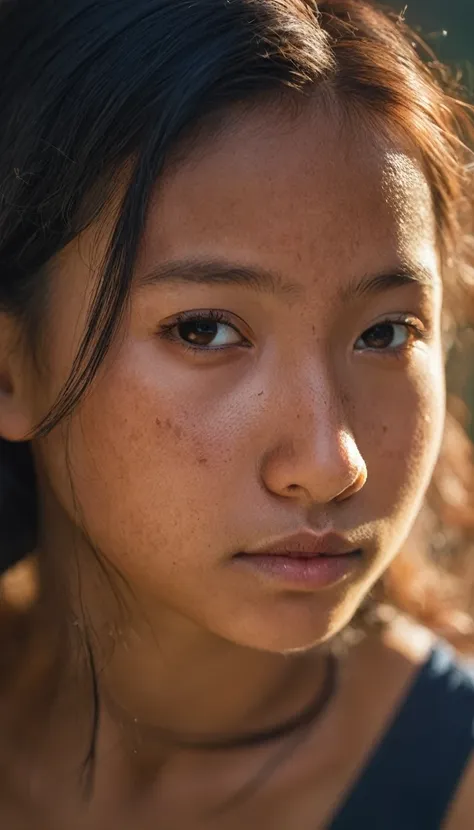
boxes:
[238,530,360,559]
[233,532,363,590]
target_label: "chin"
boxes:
[216,586,368,655]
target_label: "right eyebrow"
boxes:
[136,257,304,301]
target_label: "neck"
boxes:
[33,509,328,779]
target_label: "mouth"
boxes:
[233,531,364,590]
[233,550,362,589]
[238,529,361,557]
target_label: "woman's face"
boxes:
[21,103,445,652]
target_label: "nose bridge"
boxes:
[261,358,366,504]
[283,355,343,432]
[289,361,350,455]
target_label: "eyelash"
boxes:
[157,310,428,356]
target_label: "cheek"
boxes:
[43,354,245,582]
[356,349,445,519]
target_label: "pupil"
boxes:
[364,323,393,348]
[179,319,218,346]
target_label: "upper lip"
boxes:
[240,531,360,558]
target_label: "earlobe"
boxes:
[0,315,36,442]
[0,388,33,442]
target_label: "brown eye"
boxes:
[355,321,414,352]
[178,318,220,347]
[159,310,246,351]
[361,323,399,349]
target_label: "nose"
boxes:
[259,378,367,507]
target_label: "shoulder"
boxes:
[326,619,474,830]
[379,615,474,760]
[355,617,474,827]
[436,651,474,830]
[386,619,474,830]
[445,756,474,830]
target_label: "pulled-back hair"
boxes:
[0,0,473,647]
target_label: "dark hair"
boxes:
[0,0,473,647]
[0,0,335,558]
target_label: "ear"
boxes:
[0,313,36,442]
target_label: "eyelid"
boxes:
[160,308,249,330]
[364,312,429,335]
[367,310,427,326]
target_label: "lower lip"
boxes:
[234,552,361,589]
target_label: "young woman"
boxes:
[0,0,473,827]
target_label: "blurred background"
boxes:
[395,0,473,71]
[387,0,474,436]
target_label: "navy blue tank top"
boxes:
[329,642,474,829]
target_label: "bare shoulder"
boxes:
[444,756,474,830]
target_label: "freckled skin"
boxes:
[0,100,453,828]
[19,103,444,660]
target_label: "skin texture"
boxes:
[0,101,463,827]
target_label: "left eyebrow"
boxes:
[341,265,436,302]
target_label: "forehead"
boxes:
[139,100,438,288]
